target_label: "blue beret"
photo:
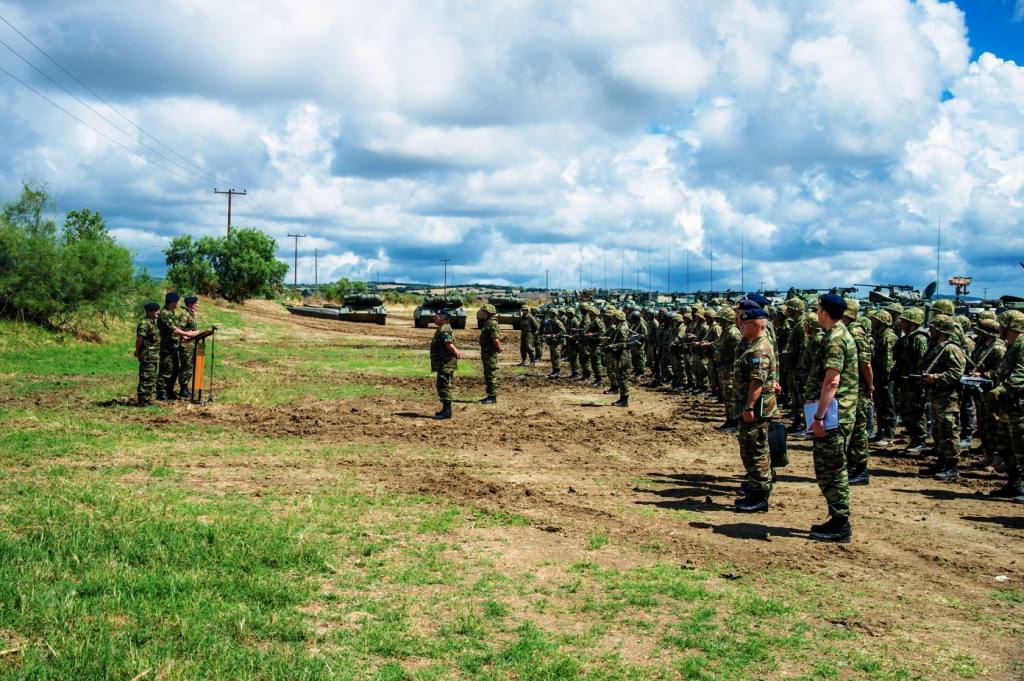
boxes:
[165,291,180,303]
[746,293,770,308]
[818,293,847,319]
[736,299,761,313]
[739,306,769,321]
[144,302,160,312]
[184,295,198,305]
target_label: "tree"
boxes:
[165,235,219,296]
[162,227,288,303]
[2,179,56,237]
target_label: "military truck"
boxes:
[413,295,467,329]
[484,294,526,329]
[337,293,387,325]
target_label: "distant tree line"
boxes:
[0,181,156,332]
[319,278,369,301]
[164,229,287,303]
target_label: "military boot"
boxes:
[612,396,629,408]
[848,463,870,486]
[568,371,579,379]
[434,402,452,420]
[809,515,851,543]
[920,457,947,476]
[735,488,769,513]
[480,395,497,405]
[987,479,1024,498]
[934,463,960,481]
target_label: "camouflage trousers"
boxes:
[630,346,645,376]
[1003,408,1024,483]
[482,354,498,398]
[737,419,773,491]
[719,370,735,420]
[137,356,158,403]
[848,393,870,467]
[605,352,619,390]
[930,393,961,465]
[548,341,562,374]
[959,386,976,440]
[786,366,804,426]
[533,334,544,361]
[436,371,454,403]
[157,345,181,398]
[519,333,536,362]
[615,352,632,398]
[665,347,679,383]
[691,354,707,389]
[708,358,719,396]
[178,343,195,394]
[585,343,603,380]
[977,399,1008,459]
[873,383,897,434]
[566,341,579,374]
[812,424,851,518]
[897,381,927,442]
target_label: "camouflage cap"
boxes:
[802,312,820,329]
[545,309,556,317]
[481,303,497,314]
[977,309,997,322]
[842,298,859,319]
[611,309,626,321]
[784,298,805,314]
[679,306,691,313]
[974,318,1000,337]
[1000,310,1024,333]
[899,307,925,325]
[930,316,959,335]
[885,302,904,318]
[630,309,642,319]
[955,314,972,331]
[867,309,892,326]
[672,313,685,323]
[717,308,734,322]
[931,299,955,315]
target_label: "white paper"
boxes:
[804,399,840,431]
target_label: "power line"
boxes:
[0,13,225,185]
[0,62,208,188]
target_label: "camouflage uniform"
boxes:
[689,314,708,390]
[923,322,967,470]
[581,309,606,382]
[176,306,198,395]
[869,311,898,438]
[430,323,458,402]
[702,316,722,395]
[519,311,538,364]
[893,309,930,445]
[157,306,183,399]
[715,313,742,420]
[605,314,633,400]
[629,313,649,378]
[645,312,660,378]
[798,314,823,395]
[987,313,1024,491]
[781,301,807,428]
[846,311,874,469]
[479,315,501,399]
[804,319,858,519]
[659,314,678,385]
[972,328,1007,465]
[734,333,780,492]
[135,315,160,403]
[564,310,580,376]
[542,313,566,375]
[602,312,620,392]
[669,316,688,388]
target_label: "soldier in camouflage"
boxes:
[733,302,780,513]
[430,309,462,420]
[985,311,1024,501]
[156,292,197,400]
[601,308,620,395]
[798,311,822,400]
[135,302,161,405]
[804,294,859,542]
[868,309,898,446]
[176,295,200,399]
[581,303,606,386]
[921,316,967,480]
[715,307,742,432]
[605,309,633,407]
[563,307,581,378]
[970,318,1007,470]
[781,299,807,432]
[843,299,874,486]
[518,307,538,366]
[542,309,566,378]
[478,304,502,404]
[628,310,648,379]
[893,307,930,451]
[644,309,661,384]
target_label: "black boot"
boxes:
[988,479,1024,498]
[920,457,946,476]
[480,395,497,405]
[568,371,579,379]
[809,515,851,542]
[735,488,769,513]
[603,387,618,395]
[612,396,629,408]
[848,463,870,486]
[934,463,959,481]
[434,402,452,420]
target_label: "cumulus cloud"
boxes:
[0,0,1021,294]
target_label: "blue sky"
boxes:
[0,1,1022,296]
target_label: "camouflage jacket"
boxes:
[605,321,631,356]
[701,322,721,358]
[732,333,779,419]
[972,338,1006,381]
[871,327,897,385]
[520,314,539,337]
[541,318,566,343]
[994,336,1024,401]
[157,307,182,349]
[923,340,966,399]
[430,324,458,373]
[581,315,606,345]
[782,317,804,370]
[804,321,858,427]
[479,318,501,358]
[893,327,929,380]
[849,320,874,394]
[179,308,198,333]
[714,324,742,368]
[136,317,160,361]
[799,329,824,386]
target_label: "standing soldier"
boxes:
[844,300,874,486]
[564,307,581,379]
[542,309,566,378]
[868,309,898,446]
[658,310,676,387]
[519,306,538,366]
[804,294,859,542]
[985,311,1024,501]
[733,302,779,512]
[700,308,722,398]
[921,316,968,480]
[956,314,977,449]
[628,310,648,379]
[798,311,823,401]
[644,309,661,384]
[782,299,807,432]
[478,304,502,404]
[430,309,462,419]
[581,304,606,386]
[669,313,688,390]
[135,302,161,405]
[689,306,708,394]
[893,307,930,451]
[605,309,633,407]
[157,292,196,401]
[714,307,742,432]
[601,308,620,395]
[176,295,200,399]
[971,318,1007,471]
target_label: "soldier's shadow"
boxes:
[393,411,435,419]
[961,514,1024,530]
[689,521,808,541]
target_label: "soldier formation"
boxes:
[134,291,200,405]
[425,292,1024,543]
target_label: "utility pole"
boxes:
[578,260,583,291]
[286,233,306,291]
[635,248,640,292]
[214,188,246,236]
[647,247,651,292]
[740,232,745,292]
[620,250,624,290]
[935,218,941,299]
[667,244,671,294]
[314,248,318,299]
[545,269,549,291]
[440,259,450,295]
[603,253,608,290]
[709,231,714,292]
[686,249,690,294]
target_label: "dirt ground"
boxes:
[129,301,1024,676]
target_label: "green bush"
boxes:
[165,228,288,303]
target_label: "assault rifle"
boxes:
[960,375,994,391]
[627,333,643,348]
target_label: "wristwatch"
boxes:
[813,415,824,422]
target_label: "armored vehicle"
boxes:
[484,294,526,329]
[414,295,467,329]
[285,304,341,320]
[337,293,387,325]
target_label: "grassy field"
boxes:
[0,307,1019,680]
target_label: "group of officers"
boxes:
[428,293,1024,543]
[134,291,201,405]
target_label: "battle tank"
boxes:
[484,294,526,329]
[413,295,467,329]
[337,293,387,325]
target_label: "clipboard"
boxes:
[804,399,839,432]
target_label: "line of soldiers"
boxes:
[427,293,1024,542]
[135,291,200,405]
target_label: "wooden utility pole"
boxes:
[287,233,307,291]
[440,259,450,295]
[214,188,246,236]
[314,248,318,299]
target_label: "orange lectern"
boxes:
[190,327,217,404]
